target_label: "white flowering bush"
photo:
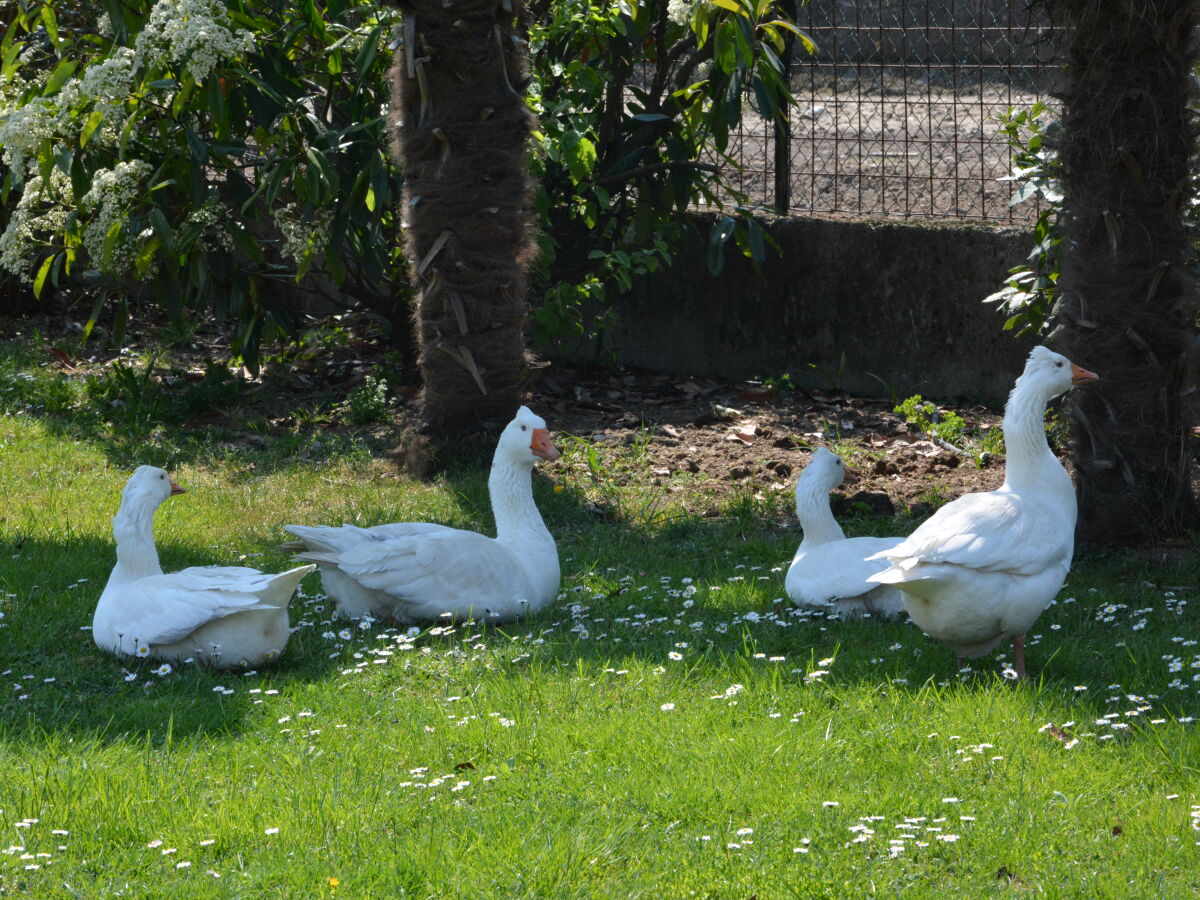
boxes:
[0,0,404,366]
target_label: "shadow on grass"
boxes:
[0,531,364,745]
[2,520,1197,749]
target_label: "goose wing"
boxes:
[330,528,528,614]
[875,492,1071,578]
[113,569,276,648]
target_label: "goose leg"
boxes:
[956,654,967,672]
[1012,634,1027,679]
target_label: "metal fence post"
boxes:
[773,0,800,214]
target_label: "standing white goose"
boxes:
[785,447,907,620]
[93,466,314,668]
[283,406,561,624]
[867,346,1099,677]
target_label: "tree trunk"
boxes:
[386,0,537,470]
[1052,0,1198,544]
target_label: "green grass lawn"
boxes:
[2,366,1199,897]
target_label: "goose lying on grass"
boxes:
[785,447,907,620]
[93,466,314,668]
[868,346,1099,677]
[284,406,561,625]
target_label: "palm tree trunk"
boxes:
[1052,0,1198,544]
[386,0,537,470]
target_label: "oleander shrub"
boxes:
[0,0,405,367]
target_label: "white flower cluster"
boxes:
[81,160,153,276]
[0,171,74,279]
[667,0,698,26]
[186,197,235,251]
[134,0,256,83]
[274,203,333,264]
[0,95,61,177]
[79,47,137,103]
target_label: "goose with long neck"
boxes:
[93,466,314,668]
[868,346,1099,677]
[283,407,562,624]
[785,448,907,620]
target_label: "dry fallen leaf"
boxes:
[661,424,681,438]
[726,424,757,444]
[45,346,76,370]
[1046,724,1072,743]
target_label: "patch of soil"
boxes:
[527,362,1006,514]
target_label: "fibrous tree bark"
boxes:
[386,0,537,471]
[1051,0,1198,544]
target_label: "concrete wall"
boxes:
[583,213,1038,405]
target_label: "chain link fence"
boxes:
[718,0,1058,222]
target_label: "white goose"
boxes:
[93,466,314,668]
[283,406,561,624]
[785,447,907,620]
[867,346,1099,677]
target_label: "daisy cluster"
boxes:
[1,819,71,873]
[693,800,977,862]
[1036,684,1193,749]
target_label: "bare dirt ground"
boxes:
[529,361,1006,518]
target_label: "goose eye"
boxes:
[1056,361,1063,367]
[520,425,527,432]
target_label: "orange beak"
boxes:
[530,428,560,461]
[1070,363,1099,386]
[169,481,186,496]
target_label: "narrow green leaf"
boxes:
[32,254,55,300]
[101,219,123,267]
[80,109,105,147]
[707,216,736,276]
[83,294,105,339]
[40,7,59,44]
[43,59,77,95]
[134,237,160,278]
[149,208,174,251]
[185,128,208,164]
[365,185,376,212]
[353,26,381,82]
[746,219,765,262]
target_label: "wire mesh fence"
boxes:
[717,0,1058,223]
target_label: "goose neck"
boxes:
[794,484,845,547]
[110,501,162,580]
[489,457,547,542]
[1002,378,1059,488]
